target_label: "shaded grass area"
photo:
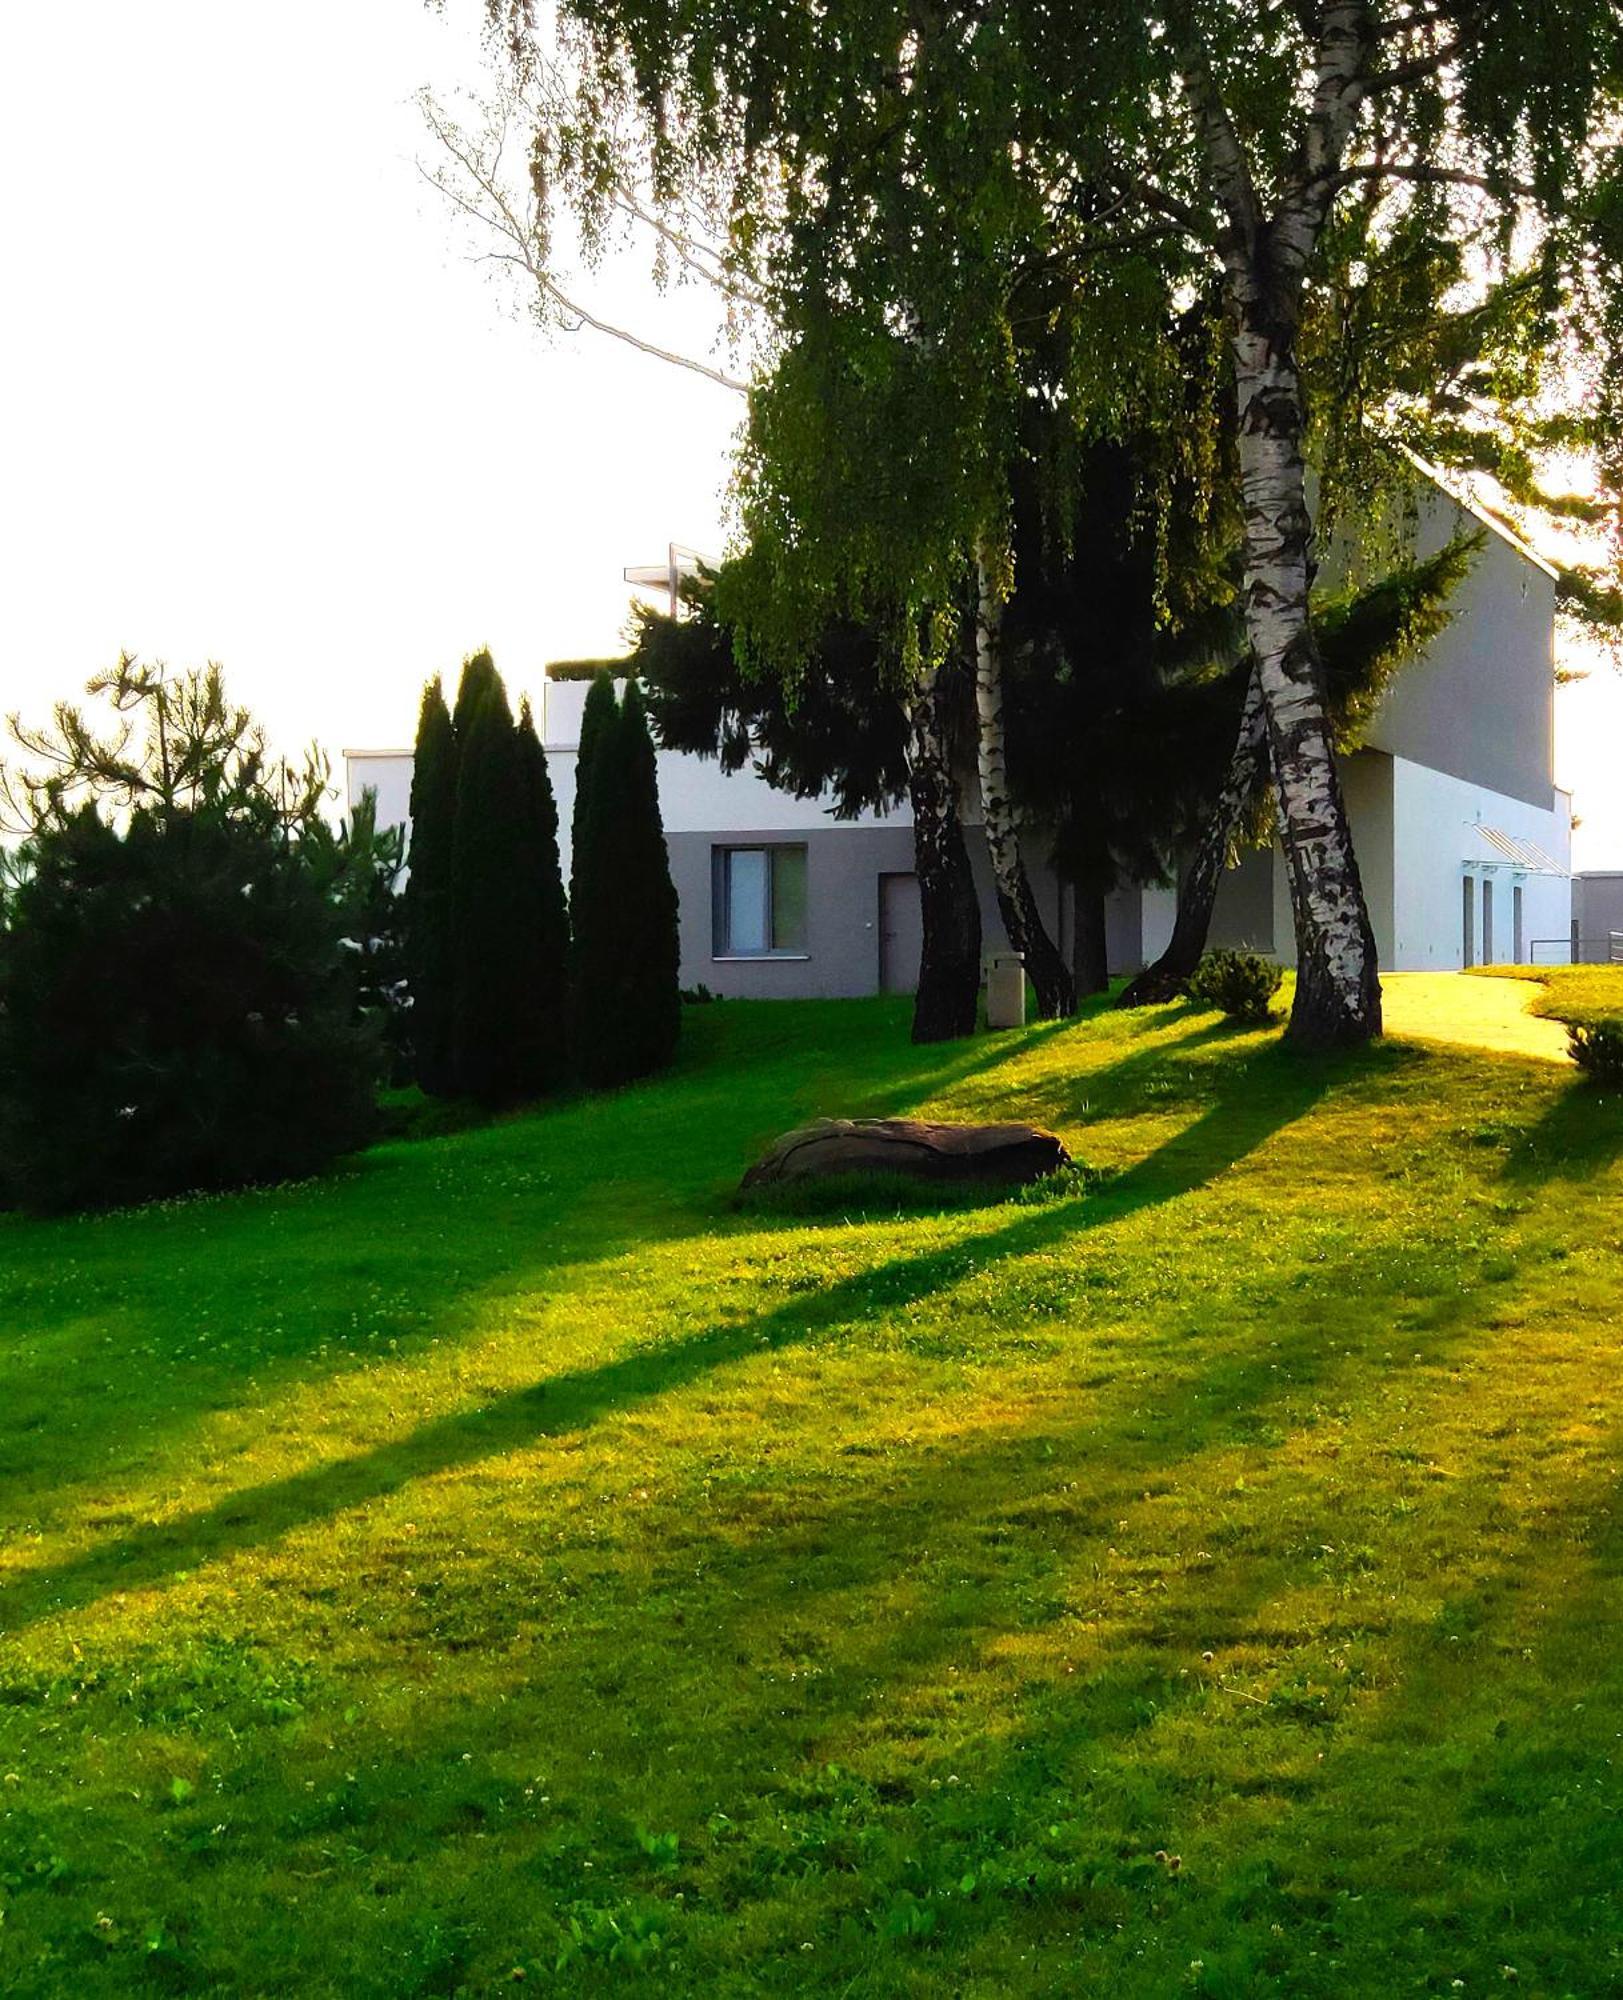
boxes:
[1471,960,1623,1028]
[1,994,1621,1995]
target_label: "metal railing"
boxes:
[1530,932,1623,965]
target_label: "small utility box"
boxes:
[985,952,1027,1030]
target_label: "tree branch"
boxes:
[1327,161,1544,202]
[1162,9,1261,257]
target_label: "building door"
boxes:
[879,872,923,994]
[1462,875,1475,968]
[1513,884,1524,963]
[1482,878,1495,966]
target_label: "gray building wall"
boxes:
[1361,497,1557,810]
[668,820,1074,1000]
[1574,874,1623,962]
[1206,752,1397,969]
[667,823,917,999]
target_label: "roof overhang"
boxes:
[1464,822,1568,876]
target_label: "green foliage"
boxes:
[446,658,512,1101]
[412,664,572,1105]
[1316,531,1485,750]
[633,585,914,819]
[569,669,619,921]
[515,696,573,1091]
[405,678,459,1095]
[571,681,682,1087]
[0,800,375,1213]
[1568,1018,1623,1087]
[0,652,329,832]
[1186,948,1284,1023]
[449,653,563,1106]
[329,789,411,1086]
[545,658,631,682]
[0,663,378,1212]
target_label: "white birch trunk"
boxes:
[1172,0,1383,1046]
[1230,318,1381,1047]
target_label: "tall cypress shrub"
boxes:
[405,678,459,1095]
[515,695,572,1090]
[573,680,682,1086]
[449,656,531,1104]
[569,669,619,919]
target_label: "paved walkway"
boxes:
[1380,971,1572,1064]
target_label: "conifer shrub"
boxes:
[1568,1018,1623,1088]
[405,679,459,1094]
[410,657,572,1104]
[514,695,572,1092]
[571,680,682,1086]
[0,800,375,1213]
[0,659,379,1212]
[1186,948,1283,1023]
[570,670,620,920]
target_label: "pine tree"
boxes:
[570,670,619,919]
[404,678,459,1095]
[572,680,681,1086]
[616,682,682,1076]
[452,649,501,738]
[514,695,572,1091]
[448,654,530,1104]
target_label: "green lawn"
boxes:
[1471,959,1623,1029]
[2,987,1621,1996]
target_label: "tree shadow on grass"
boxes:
[1499,1074,1623,1185]
[0,1002,1272,1527]
[102,1192,1538,1996]
[0,1039,1337,1641]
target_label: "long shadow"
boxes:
[1500,1073,1623,1184]
[0,1043,1334,1639]
[0,1002,1254,1522]
[88,1181,1535,1995]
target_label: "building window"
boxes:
[1513,884,1524,963]
[1462,875,1475,968]
[713,845,808,957]
[1482,877,1495,965]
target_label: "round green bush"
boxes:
[1568,1018,1623,1088]
[1185,948,1284,1023]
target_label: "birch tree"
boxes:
[479,0,1621,1048]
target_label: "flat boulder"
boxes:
[741,1117,1070,1190]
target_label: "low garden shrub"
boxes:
[1568,1017,1623,1087]
[1185,948,1283,1023]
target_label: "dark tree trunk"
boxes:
[1071,884,1110,997]
[1118,665,1267,1007]
[905,666,981,1042]
[974,546,1075,1019]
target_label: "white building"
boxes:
[348,482,1574,997]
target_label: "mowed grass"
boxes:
[1472,960,1623,1029]
[1,989,1621,1996]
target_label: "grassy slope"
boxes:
[1470,961,1623,1028]
[1,995,1621,1997]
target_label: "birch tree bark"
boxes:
[1118,664,1267,1006]
[973,548,1076,1018]
[1171,1,1382,1047]
[904,662,982,1043]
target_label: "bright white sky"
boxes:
[2,1,1619,866]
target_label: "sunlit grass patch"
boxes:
[1,995,1620,1995]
